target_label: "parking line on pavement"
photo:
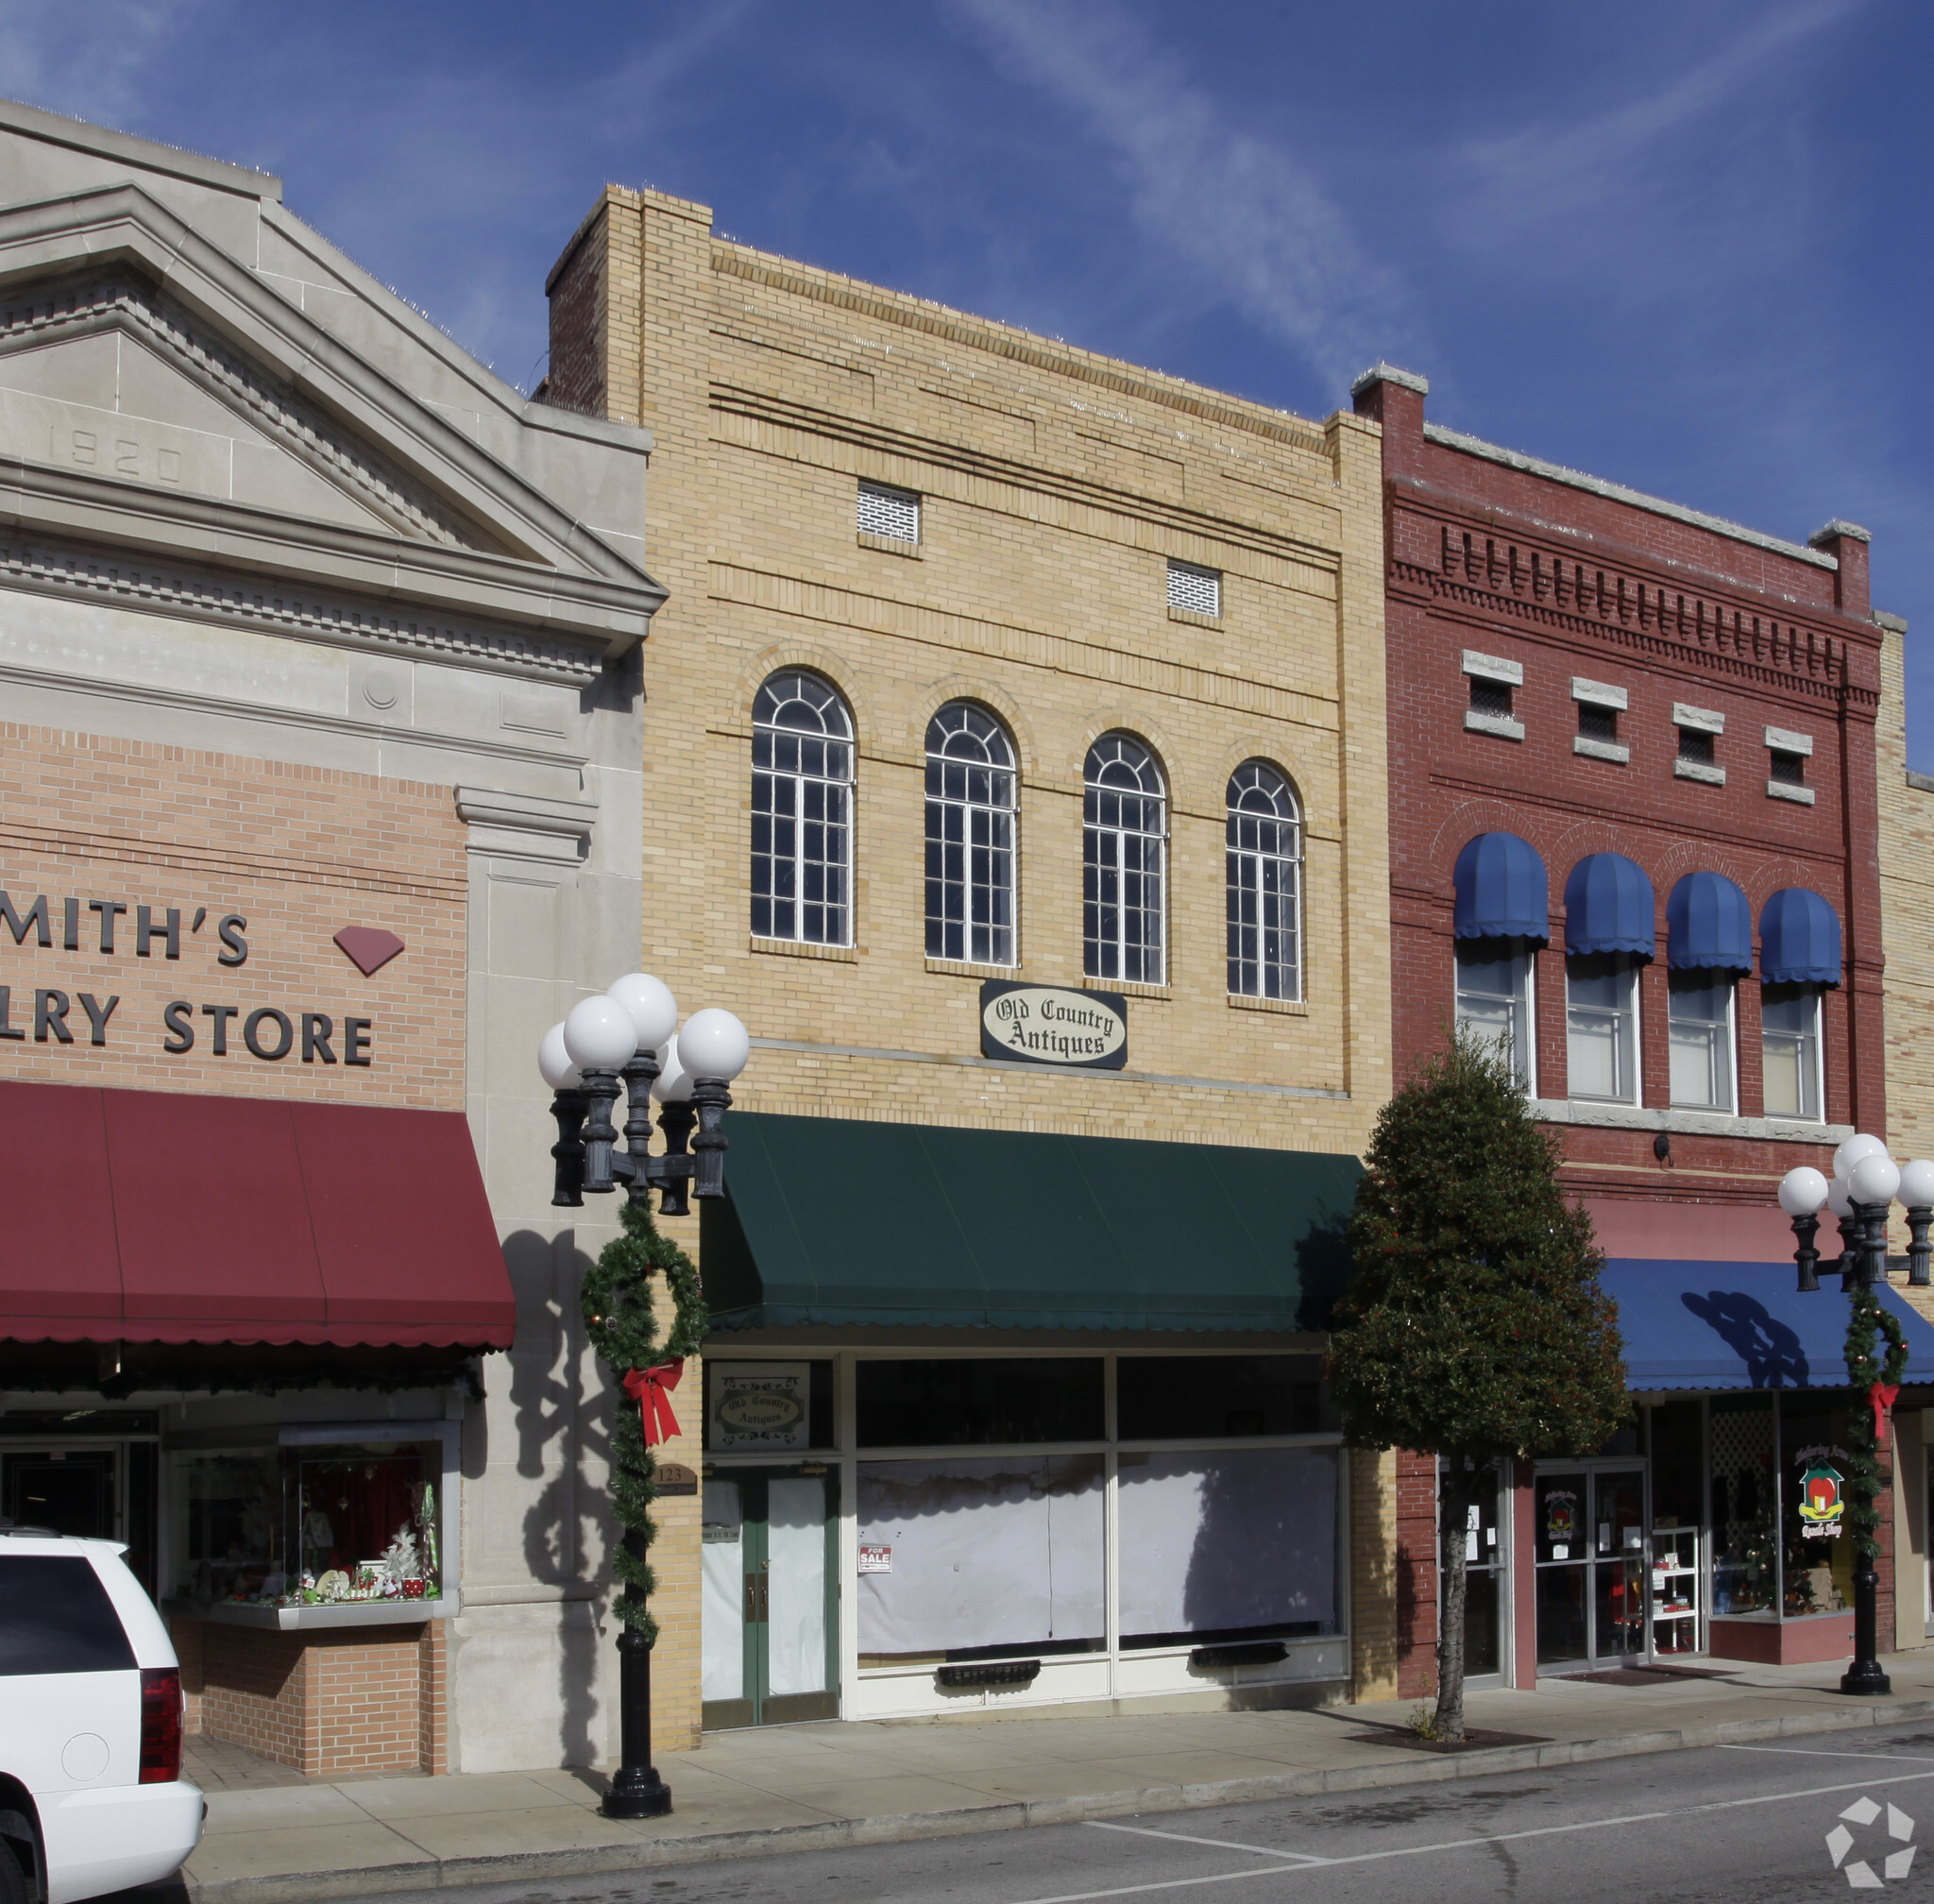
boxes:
[1085,1822,1326,1863]
[1722,1743,1934,1764]
[1001,1765,1934,1904]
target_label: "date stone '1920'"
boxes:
[978,979,1128,1070]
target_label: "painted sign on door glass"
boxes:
[709,1363,810,1452]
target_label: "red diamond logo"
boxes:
[334,926,405,977]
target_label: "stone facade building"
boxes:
[0,101,662,1775]
[539,185,1400,1742]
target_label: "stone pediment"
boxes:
[1,269,490,549]
[0,182,663,667]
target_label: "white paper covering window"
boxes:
[857,481,920,542]
[700,1481,744,1700]
[765,1476,827,1695]
[1116,1447,1338,1640]
[1167,559,1221,617]
[857,1455,1104,1658]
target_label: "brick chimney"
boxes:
[1808,519,1872,619]
[1349,364,1429,481]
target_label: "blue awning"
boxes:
[1452,832,1550,944]
[1603,1259,1934,1390]
[1565,853,1655,960]
[1760,888,1842,987]
[1667,872,1753,974]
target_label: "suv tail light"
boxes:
[139,1667,182,1783]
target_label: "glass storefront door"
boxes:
[1535,1466,1646,1667]
[4,1449,116,1538]
[1440,1462,1504,1678]
[702,1468,838,1729]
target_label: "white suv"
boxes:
[0,1532,202,1903]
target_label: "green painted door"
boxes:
[702,1468,839,1729]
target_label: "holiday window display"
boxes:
[169,1438,444,1608]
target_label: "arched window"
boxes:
[1083,735,1165,984]
[1226,762,1301,1001]
[925,703,1016,966]
[751,670,853,946]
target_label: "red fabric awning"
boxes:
[0,1080,516,1349]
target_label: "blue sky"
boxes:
[8,0,1930,758]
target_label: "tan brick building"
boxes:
[540,186,1398,1740]
[1878,611,1934,1644]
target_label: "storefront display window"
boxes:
[1779,1396,1854,1619]
[1116,1356,1327,1438]
[856,1454,1103,1663]
[1709,1395,1777,1615]
[1117,1445,1338,1647]
[856,1359,1103,1447]
[170,1437,444,1608]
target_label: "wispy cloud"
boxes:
[950,0,1423,390]
[1450,3,1855,282]
[0,1,235,162]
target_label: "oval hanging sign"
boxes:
[979,979,1128,1070]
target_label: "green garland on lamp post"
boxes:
[543,983,750,1820]
[582,1198,708,1644]
[1841,1282,1908,1571]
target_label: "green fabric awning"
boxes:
[701,1113,1361,1334]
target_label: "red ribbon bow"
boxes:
[1870,1381,1901,1445]
[624,1359,685,1448]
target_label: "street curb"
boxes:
[183,1696,1934,1902]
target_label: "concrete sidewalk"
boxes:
[181,1652,1934,1901]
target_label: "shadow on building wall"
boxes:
[500,1226,605,1768]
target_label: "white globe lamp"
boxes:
[1778,1166,1829,1218]
[607,973,679,1053]
[678,1008,751,1082]
[649,1035,694,1104]
[537,1022,582,1091]
[1849,1152,1902,1209]
[1834,1132,1889,1180]
[1900,1159,1934,1210]
[562,994,638,1074]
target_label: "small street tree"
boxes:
[1327,1027,1627,1741]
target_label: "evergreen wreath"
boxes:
[581,1198,707,1640]
[1842,1284,1909,1563]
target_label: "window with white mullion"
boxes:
[1565,954,1641,1103]
[1761,984,1824,1121]
[925,703,1016,966]
[1084,736,1165,985]
[1226,761,1301,1001]
[752,670,854,946]
[1455,944,1535,1092]
[1668,972,1736,1114]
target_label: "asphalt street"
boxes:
[318,1722,1934,1904]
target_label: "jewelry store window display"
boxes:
[170,1432,449,1610]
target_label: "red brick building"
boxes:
[1352,365,1930,1691]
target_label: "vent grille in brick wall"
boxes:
[1167,559,1221,618]
[857,481,920,543]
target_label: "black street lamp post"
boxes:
[540,978,750,1820]
[1778,1139,1934,1698]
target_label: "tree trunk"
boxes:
[1434,1462,1473,1742]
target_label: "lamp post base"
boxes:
[1841,1659,1893,1697]
[601,1767,673,1819]
[1842,1564,1892,1697]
